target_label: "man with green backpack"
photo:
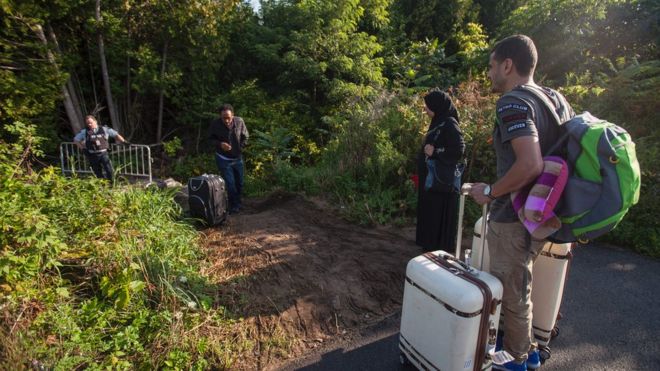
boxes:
[467,34,641,371]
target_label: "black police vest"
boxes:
[85,127,109,152]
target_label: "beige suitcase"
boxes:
[530,242,573,352]
[469,216,573,362]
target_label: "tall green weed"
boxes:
[250,83,498,227]
[314,91,423,224]
[0,123,255,368]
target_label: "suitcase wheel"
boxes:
[538,345,551,364]
[551,325,560,339]
[399,352,410,366]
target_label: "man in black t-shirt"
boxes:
[208,104,249,214]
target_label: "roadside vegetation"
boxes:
[0,123,269,368]
[1,0,658,368]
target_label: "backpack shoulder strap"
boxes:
[507,85,575,157]
[507,85,563,126]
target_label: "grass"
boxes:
[0,133,289,370]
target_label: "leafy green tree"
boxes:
[383,0,491,87]
[497,0,659,81]
[384,38,457,91]
[453,21,489,78]
[472,0,527,34]
[105,0,237,143]
[389,0,476,51]
[276,0,388,110]
[2,0,240,147]
[0,1,87,139]
[587,0,659,62]
[216,0,392,152]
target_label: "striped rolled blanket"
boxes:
[511,156,569,240]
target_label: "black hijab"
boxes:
[424,90,459,127]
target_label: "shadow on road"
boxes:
[281,243,660,371]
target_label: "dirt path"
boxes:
[200,191,423,369]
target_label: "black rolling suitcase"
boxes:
[188,174,228,226]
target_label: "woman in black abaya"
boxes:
[416,90,466,251]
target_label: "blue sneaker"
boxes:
[527,349,541,370]
[493,359,527,371]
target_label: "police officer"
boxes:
[73,115,127,182]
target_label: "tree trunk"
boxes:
[86,39,99,106]
[96,0,121,132]
[125,34,132,133]
[156,40,169,143]
[46,24,86,125]
[123,14,133,135]
[32,24,83,134]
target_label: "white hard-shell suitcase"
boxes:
[399,250,503,371]
[469,215,573,360]
[399,189,503,371]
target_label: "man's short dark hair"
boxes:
[219,104,234,114]
[491,35,538,77]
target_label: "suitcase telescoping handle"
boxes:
[455,184,489,263]
[455,185,468,258]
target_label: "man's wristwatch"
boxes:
[483,185,496,200]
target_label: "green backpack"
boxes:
[511,86,641,243]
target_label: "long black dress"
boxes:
[415,116,465,251]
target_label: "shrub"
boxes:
[311,91,421,224]
[169,153,217,181]
[0,122,265,368]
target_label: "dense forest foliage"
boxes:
[1,0,658,368]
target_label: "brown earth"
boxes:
[200,191,427,370]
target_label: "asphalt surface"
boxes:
[280,243,660,371]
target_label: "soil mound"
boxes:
[201,192,423,369]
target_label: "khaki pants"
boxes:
[487,221,548,361]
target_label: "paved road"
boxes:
[281,243,660,371]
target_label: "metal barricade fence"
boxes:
[59,142,153,183]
